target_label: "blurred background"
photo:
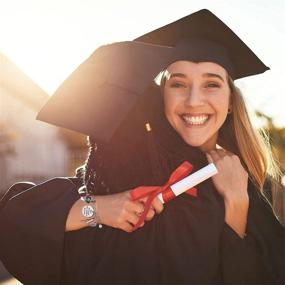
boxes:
[0,0,284,283]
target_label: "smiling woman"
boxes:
[0,8,284,285]
[163,61,231,151]
[161,59,273,193]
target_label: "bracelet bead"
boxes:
[80,193,102,228]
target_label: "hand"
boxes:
[206,149,249,238]
[96,191,164,233]
[206,149,249,203]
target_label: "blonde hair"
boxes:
[160,71,281,193]
[218,78,281,193]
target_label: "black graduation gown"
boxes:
[0,174,284,285]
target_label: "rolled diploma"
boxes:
[157,163,218,204]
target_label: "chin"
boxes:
[181,136,206,148]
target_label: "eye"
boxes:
[205,82,221,88]
[170,82,187,88]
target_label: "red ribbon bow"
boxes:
[130,161,197,231]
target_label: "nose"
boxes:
[184,86,204,107]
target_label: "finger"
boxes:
[130,201,145,216]
[215,149,227,158]
[216,146,235,157]
[126,212,140,226]
[145,208,155,221]
[139,196,148,204]
[121,221,134,233]
[219,146,234,156]
[226,150,235,157]
[205,152,213,163]
[124,199,143,213]
[151,197,164,214]
[209,150,221,162]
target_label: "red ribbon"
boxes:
[130,161,197,231]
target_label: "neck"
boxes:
[198,133,218,153]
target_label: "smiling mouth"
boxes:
[180,114,211,126]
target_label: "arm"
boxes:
[220,222,273,285]
[0,178,80,285]
[206,150,249,237]
[224,195,249,238]
[219,190,284,285]
[206,150,276,284]
[65,191,164,232]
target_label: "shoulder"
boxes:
[248,180,285,231]
[0,177,81,211]
[248,180,275,218]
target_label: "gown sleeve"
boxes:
[220,186,285,285]
[0,178,80,285]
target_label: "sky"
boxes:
[0,0,284,126]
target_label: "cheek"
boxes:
[215,95,231,122]
[214,88,231,109]
[163,90,176,118]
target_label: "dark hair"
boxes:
[77,137,110,195]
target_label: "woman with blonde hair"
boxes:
[0,9,284,285]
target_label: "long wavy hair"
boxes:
[79,69,282,218]
[160,71,281,190]
[219,78,281,191]
[220,78,283,219]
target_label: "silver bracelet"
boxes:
[81,194,102,228]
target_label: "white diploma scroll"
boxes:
[157,163,218,204]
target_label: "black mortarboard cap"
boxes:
[134,9,269,80]
[37,41,172,141]
[37,10,270,142]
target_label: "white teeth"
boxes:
[182,114,209,125]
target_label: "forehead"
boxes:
[166,60,228,78]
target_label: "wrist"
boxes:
[224,192,249,206]
[224,194,249,238]
[81,193,103,228]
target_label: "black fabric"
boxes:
[0,179,79,284]
[134,9,269,80]
[1,85,285,284]
[167,38,235,79]
[37,9,270,143]
[220,193,285,285]
[36,41,173,142]
[0,177,284,285]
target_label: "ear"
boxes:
[228,96,233,114]
[228,105,233,114]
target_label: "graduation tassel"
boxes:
[145,122,152,132]
[145,122,166,185]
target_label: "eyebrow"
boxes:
[169,72,225,82]
[202,73,225,82]
[169,73,187,79]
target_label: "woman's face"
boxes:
[163,61,231,152]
